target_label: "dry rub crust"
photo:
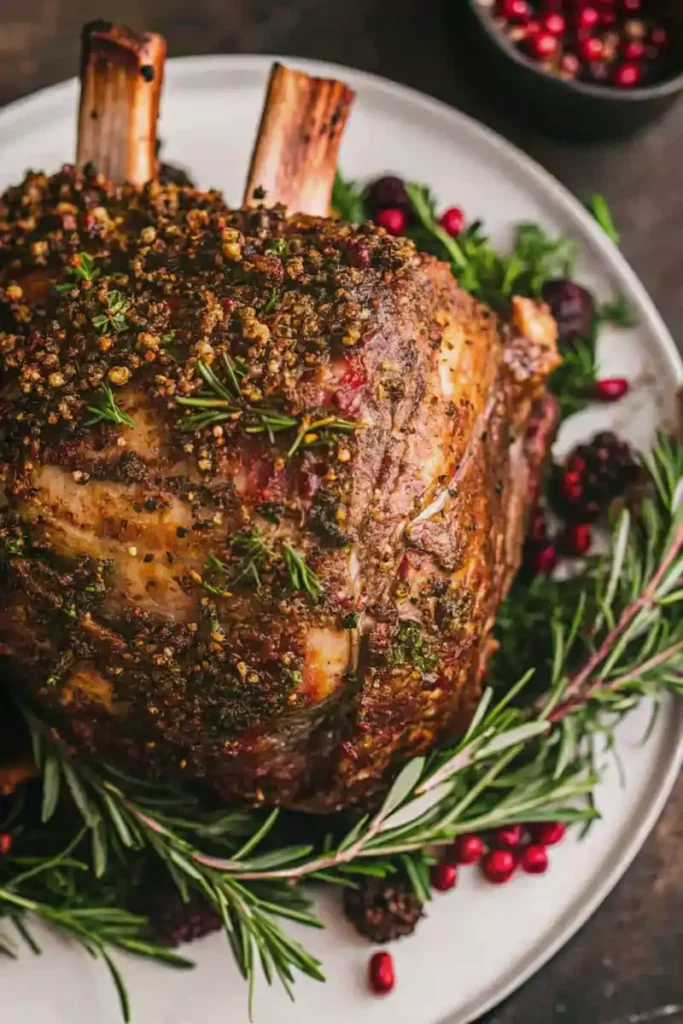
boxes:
[0,166,559,812]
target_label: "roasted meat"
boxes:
[0,26,559,812]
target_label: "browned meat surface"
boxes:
[0,162,559,812]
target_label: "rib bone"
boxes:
[77,21,166,186]
[244,62,355,216]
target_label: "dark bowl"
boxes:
[461,0,683,141]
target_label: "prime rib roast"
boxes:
[0,23,559,812]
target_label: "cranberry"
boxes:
[542,13,565,35]
[520,844,549,875]
[534,544,557,575]
[376,207,408,236]
[623,39,645,61]
[532,821,566,846]
[541,279,595,344]
[577,6,600,30]
[499,0,530,18]
[364,176,410,217]
[579,36,604,62]
[480,849,517,885]
[567,455,586,474]
[450,834,485,865]
[431,861,457,892]
[562,522,592,557]
[440,206,465,238]
[613,63,641,88]
[0,833,11,855]
[368,951,395,995]
[492,824,524,850]
[530,32,559,59]
[594,377,629,401]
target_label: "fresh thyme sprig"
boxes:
[55,252,100,294]
[92,291,130,334]
[85,385,135,428]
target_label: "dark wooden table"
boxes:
[1,2,682,1022]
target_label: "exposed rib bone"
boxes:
[77,21,166,186]
[244,62,355,217]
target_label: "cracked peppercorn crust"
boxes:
[0,164,559,812]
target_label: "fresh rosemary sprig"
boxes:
[282,543,323,603]
[586,193,620,246]
[92,291,130,334]
[202,530,322,603]
[85,385,135,428]
[55,252,100,294]
[177,355,358,452]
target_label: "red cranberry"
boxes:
[481,849,517,885]
[492,824,524,850]
[376,207,408,236]
[440,206,465,238]
[613,62,641,88]
[450,834,485,865]
[567,454,586,474]
[534,544,557,575]
[594,377,629,401]
[364,176,410,217]
[562,470,583,498]
[499,0,530,18]
[431,861,457,892]
[520,844,549,875]
[530,32,559,59]
[532,821,566,846]
[577,6,599,30]
[579,36,604,62]
[368,951,395,995]
[541,279,595,344]
[542,13,565,35]
[0,833,12,855]
[562,522,592,557]
[623,39,645,61]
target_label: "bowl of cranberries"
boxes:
[464,0,683,138]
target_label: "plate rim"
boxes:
[1,53,682,1024]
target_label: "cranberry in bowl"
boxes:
[462,0,683,139]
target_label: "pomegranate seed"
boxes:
[450,833,485,865]
[534,544,557,575]
[579,36,604,62]
[622,0,641,10]
[440,206,465,238]
[613,63,641,88]
[562,469,582,492]
[623,39,645,60]
[492,824,524,850]
[530,32,558,59]
[526,19,541,36]
[499,0,530,19]
[520,844,549,875]
[347,241,371,268]
[624,18,646,40]
[563,522,592,557]
[601,10,617,26]
[532,821,566,846]
[376,207,407,236]
[481,849,517,885]
[651,27,668,48]
[368,951,395,995]
[594,377,629,401]
[542,13,565,35]
[577,6,599,30]
[0,833,12,855]
[431,861,457,892]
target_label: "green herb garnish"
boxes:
[331,170,367,223]
[85,385,135,428]
[586,194,620,245]
[92,291,130,334]
[386,621,439,673]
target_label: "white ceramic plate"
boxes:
[1,55,682,1024]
